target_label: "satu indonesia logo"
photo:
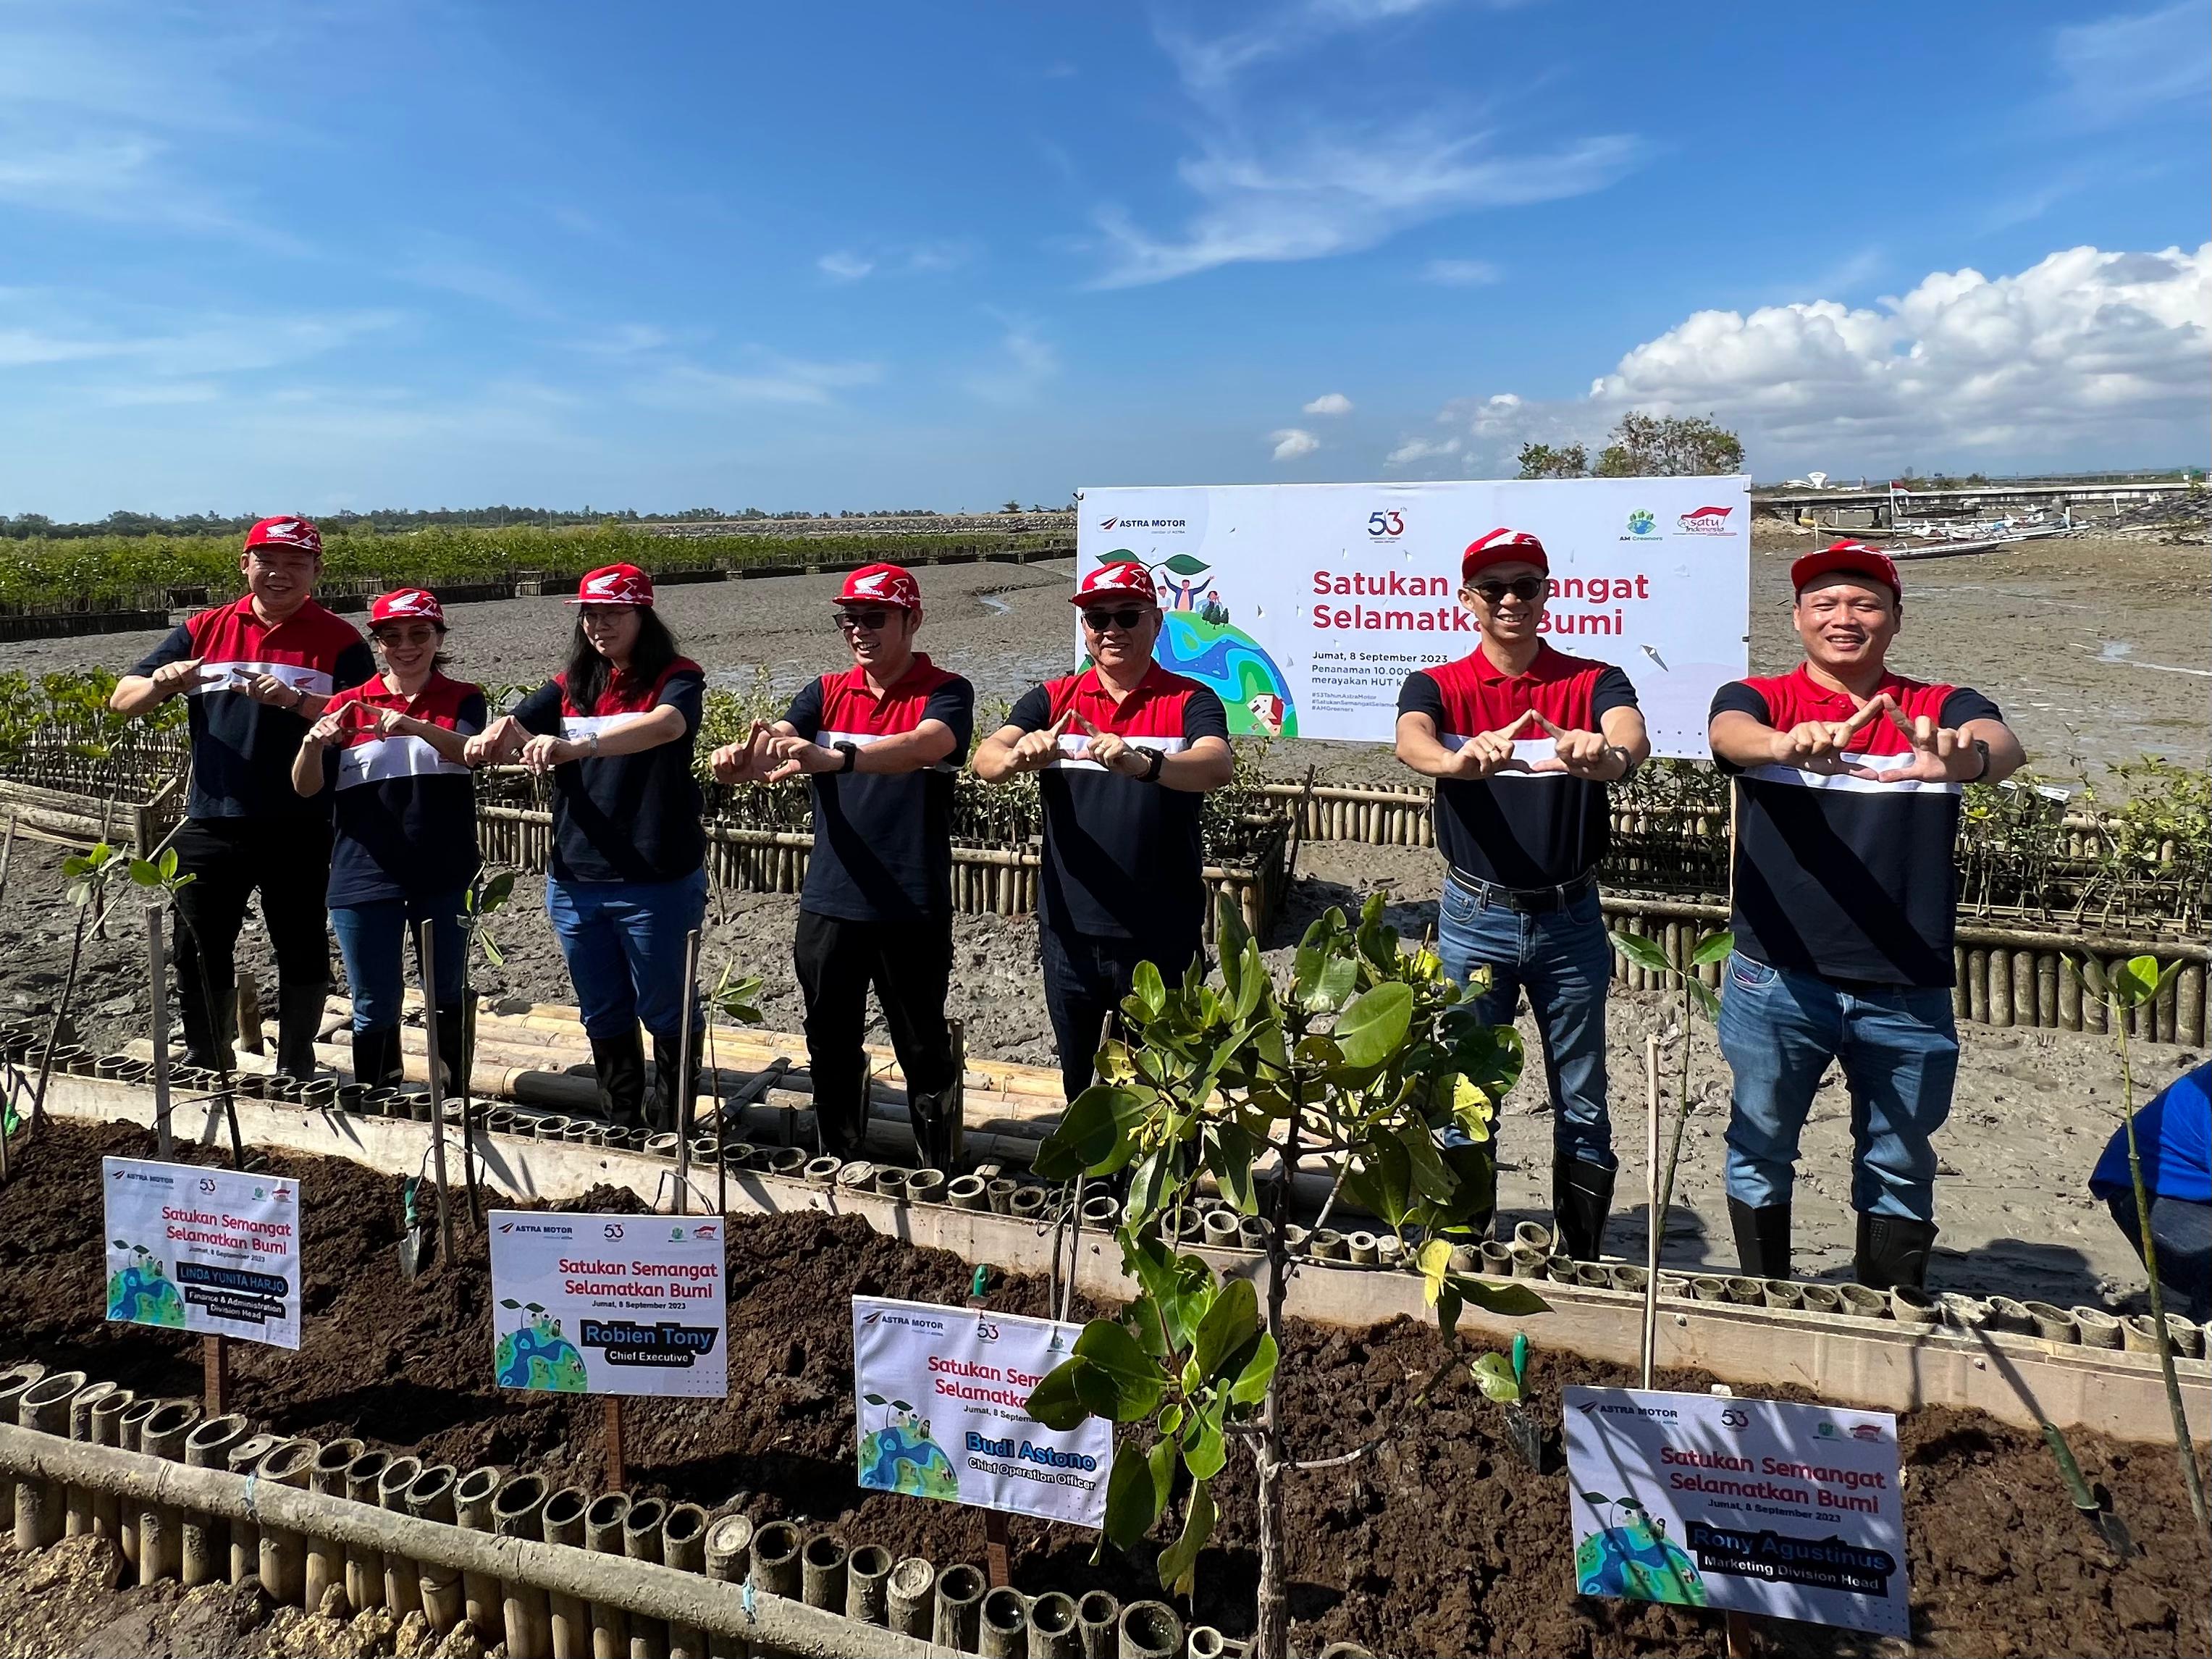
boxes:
[1678,505,1733,535]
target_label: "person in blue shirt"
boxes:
[2090,1061,2211,1323]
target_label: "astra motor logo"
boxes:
[1678,505,1734,535]
[1622,509,1660,540]
[1098,516,1186,533]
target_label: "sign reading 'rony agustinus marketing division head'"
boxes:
[851,1295,1111,1528]
[103,1156,302,1350]
[1563,1385,1909,1637]
[1075,477,1750,760]
[487,1210,728,1398]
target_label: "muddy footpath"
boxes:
[3,1119,2208,1658]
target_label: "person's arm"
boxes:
[1146,686,1234,791]
[972,685,1059,782]
[1940,689,2025,787]
[464,681,558,767]
[1598,704,1652,773]
[111,624,203,717]
[763,721,959,781]
[290,704,351,797]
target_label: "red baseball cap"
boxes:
[566,564,655,607]
[830,563,922,610]
[369,588,446,628]
[1462,528,1549,581]
[1791,539,1901,602]
[244,516,323,558]
[1072,560,1158,606]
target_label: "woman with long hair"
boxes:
[464,563,707,1130]
[291,587,484,1091]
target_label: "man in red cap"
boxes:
[1708,540,2024,1291]
[972,559,1235,1101]
[1394,528,1649,1259]
[710,563,974,1166]
[111,516,375,1077]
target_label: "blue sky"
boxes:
[2,0,2205,518]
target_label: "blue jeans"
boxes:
[545,868,707,1043]
[329,892,467,1032]
[1437,879,1615,1170]
[2106,1193,2212,1324]
[1719,951,1960,1222]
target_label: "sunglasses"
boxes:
[1469,576,1548,605]
[1081,608,1149,633]
[836,609,894,632]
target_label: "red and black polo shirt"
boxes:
[782,655,975,921]
[131,595,375,820]
[1006,663,1230,943]
[514,659,707,885]
[1712,664,2003,987]
[1397,642,1639,889]
[316,673,486,907]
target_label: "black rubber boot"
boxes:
[909,1088,962,1173]
[591,1030,647,1131]
[350,1025,404,1090]
[1855,1211,1938,1291]
[649,1035,699,1137]
[433,1004,470,1097]
[275,982,328,1078]
[1728,1196,1793,1280]
[180,972,237,1074]
[1552,1158,1618,1261]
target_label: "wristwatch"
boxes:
[1965,737,1990,782]
[835,740,860,774]
[1137,747,1166,784]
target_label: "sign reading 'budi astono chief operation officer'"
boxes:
[851,1295,1111,1529]
[487,1211,728,1398]
[1563,1385,1909,1637]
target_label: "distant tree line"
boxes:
[0,503,1056,540]
[1518,411,1746,480]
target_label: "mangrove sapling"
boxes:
[2070,954,2211,1542]
[1025,892,1545,1659]
[454,870,520,1227]
[1607,926,1733,1251]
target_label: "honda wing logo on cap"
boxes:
[851,571,890,595]
[583,572,626,598]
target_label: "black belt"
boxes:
[1447,868,1597,915]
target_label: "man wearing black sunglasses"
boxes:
[1395,527,1650,1261]
[710,563,974,1168]
[973,558,1235,1101]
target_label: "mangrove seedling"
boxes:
[1607,925,1733,1257]
[1025,891,1546,1659]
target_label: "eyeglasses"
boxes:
[1081,608,1149,633]
[836,609,893,632]
[1469,576,1548,605]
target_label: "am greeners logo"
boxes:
[1624,509,1660,539]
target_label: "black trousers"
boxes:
[793,909,956,1159]
[169,817,334,1064]
[1040,924,1203,1103]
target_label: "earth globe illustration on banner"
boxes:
[1125,550,1299,738]
[857,1391,962,1499]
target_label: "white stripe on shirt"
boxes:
[335,734,473,789]
[1044,732,1188,773]
[811,728,962,771]
[1744,750,1961,795]
[1436,734,1580,779]
[185,660,336,697]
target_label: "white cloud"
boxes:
[962,318,1059,404]
[817,251,876,282]
[1303,391,1353,416]
[2051,4,2209,125]
[1420,258,1500,286]
[1270,427,1321,460]
[633,352,884,408]
[1385,434,1460,466]
[1417,244,2212,474]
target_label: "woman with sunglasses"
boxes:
[290,588,484,1093]
[1393,527,1650,1262]
[463,563,707,1132]
[710,563,974,1168]
[972,559,1234,1102]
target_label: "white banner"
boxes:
[103,1156,301,1351]
[1563,1386,1908,1637]
[1075,478,1750,759]
[851,1295,1111,1529]
[487,1211,728,1398]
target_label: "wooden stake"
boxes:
[417,923,456,1269]
[148,906,174,1161]
[1723,1609,1757,1658]
[605,1397,626,1492]
[1642,1032,1660,1390]
[672,929,702,1216]
[983,1509,1012,1590]
[203,1335,228,1417]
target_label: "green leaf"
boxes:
[1104,1437,1168,1550]
[863,1392,887,1406]
[500,1298,520,1309]
[1580,1490,1612,1506]
[1231,942,1266,1022]
[1395,1121,1455,1204]
[1458,1277,1551,1319]
[1689,929,1735,967]
[1215,891,1252,978]
[1686,980,1720,1020]
[1191,1276,1258,1385]
[1182,1400,1227,1482]
[1227,1331,1278,1407]
[1202,1123,1258,1214]
[2112,954,2163,1008]
[1333,981,1412,1068]
[1156,1476,1215,1597]
[1158,1402,1185,1437]
[1158,553,1211,576]
[1342,1136,1413,1232]
[1074,1320,1165,1421]
[1294,950,1358,1015]
[128,858,159,887]
[1130,960,1167,1019]
[1024,1361,1091,1432]
[1471,1351,1521,1403]
[1609,930,1671,975]
[62,855,92,879]
[1035,1086,1136,1180]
